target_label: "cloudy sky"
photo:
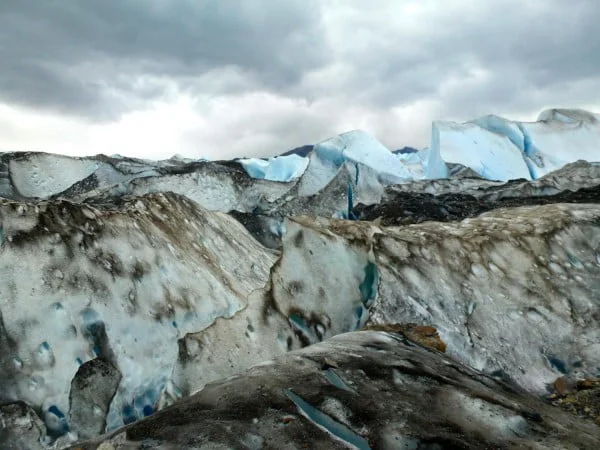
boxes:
[1,0,599,160]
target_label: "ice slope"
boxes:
[3,182,600,442]
[164,203,600,406]
[368,204,600,393]
[2,153,161,200]
[431,121,531,181]
[231,204,600,397]
[226,205,600,396]
[435,108,600,181]
[8,153,100,199]
[239,154,309,182]
[128,162,297,213]
[70,331,599,450]
[308,130,443,190]
[167,214,377,399]
[0,193,278,434]
[0,191,383,439]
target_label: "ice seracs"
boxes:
[431,120,531,181]
[239,154,309,182]
[239,130,445,189]
[292,130,445,199]
[433,108,600,181]
[241,108,600,188]
[313,130,414,182]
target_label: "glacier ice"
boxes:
[71,331,600,450]
[0,193,278,434]
[314,131,411,181]
[237,109,600,188]
[431,120,531,181]
[239,154,309,182]
[266,130,446,200]
[0,108,597,213]
[311,130,439,186]
[283,388,371,450]
[4,177,600,441]
[1,108,600,447]
[434,108,600,180]
[9,153,100,198]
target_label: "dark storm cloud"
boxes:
[326,0,600,113]
[1,0,599,158]
[0,0,327,119]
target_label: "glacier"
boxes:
[239,154,309,182]
[0,193,278,435]
[430,120,531,181]
[236,109,600,187]
[1,108,600,449]
[435,108,600,181]
[68,331,600,450]
[238,130,446,190]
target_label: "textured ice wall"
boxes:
[0,193,277,433]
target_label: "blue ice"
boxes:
[239,154,309,182]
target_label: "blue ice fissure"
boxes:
[288,313,317,344]
[46,405,69,437]
[516,123,533,156]
[516,123,538,179]
[122,404,137,425]
[283,389,371,450]
[322,369,357,394]
[359,262,379,307]
[347,182,358,220]
[473,116,525,152]
[48,405,64,419]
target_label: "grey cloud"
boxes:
[1,0,599,157]
[0,0,327,119]
[316,0,600,111]
[433,1,600,119]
